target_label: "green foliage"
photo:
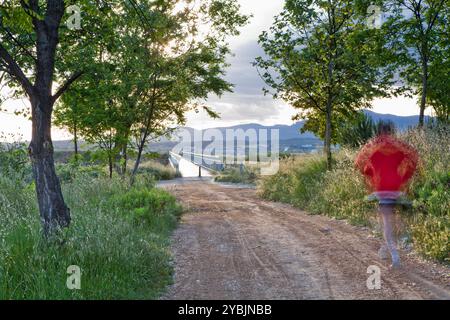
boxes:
[410,215,449,262]
[403,126,450,261]
[427,43,450,123]
[0,141,182,298]
[53,0,249,177]
[215,165,259,184]
[413,171,449,217]
[56,163,106,183]
[0,141,31,181]
[255,0,394,168]
[0,171,182,299]
[137,161,180,181]
[308,153,376,226]
[111,187,182,228]
[382,0,449,123]
[337,112,377,148]
[259,127,449,261]
[259,156,327,207]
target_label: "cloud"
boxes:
[187,92,297,129]
[185,1,295,129]
[185,0,425,129]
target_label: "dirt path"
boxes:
[160,181,449,300]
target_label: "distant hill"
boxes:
[363,110,431,130]
[171,122,314,141]
[52,110,426,152]
[172,109,426,142]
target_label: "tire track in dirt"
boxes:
[160,181,450,300]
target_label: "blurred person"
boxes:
[355,121,419,268]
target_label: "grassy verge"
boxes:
[259,127,449,262]
[0,165,182,299]
[215,165,259,184]
[135,160,180,181]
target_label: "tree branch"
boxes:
[426,0,446,32]
[0,21,37,62]
[52,71,83,103]
[0,43,34,96]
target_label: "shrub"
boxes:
[56,163,106,183]
[402,126,450,261]
[258,155,326,207]
[410,215,449,262]
[337,111,376,148]
[137,161,179,180]
[309,153,376,225]
[215,165,259,184]
[0,141,32,182]
[111,187,182,228]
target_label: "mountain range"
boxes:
[173,110,429,141]
[50,110,429,152]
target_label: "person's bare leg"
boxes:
[377,214,389,259]
[379,204,401,268]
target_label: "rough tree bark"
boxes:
[324,37,334,171]
[29,0,71,236]
[114,126,131,176]
[29,94,71,235]
[0,1,83,236]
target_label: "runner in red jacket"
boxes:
[355,122,419,268]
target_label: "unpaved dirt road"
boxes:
[160,181,449,300]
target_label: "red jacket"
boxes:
[355,134,418,192]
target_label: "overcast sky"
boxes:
[0,0,432,141]
[184,0,430,130]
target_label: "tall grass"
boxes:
[402,126,450,261]
[0,161,182,299]
[136,160,180,181]
[215,165,259,184]
[259,127,449,262]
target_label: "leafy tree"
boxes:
[383,0,449,126]
[0,0,247,234]
[54,0,248,182]
[255,0,393,169]
[0,0,90,235]
[426,10,450,123]
[128,0,248,182]
[53,90,83,158]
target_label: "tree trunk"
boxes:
[121,144,127,175]
[28,1,71,236]
[324,98,333,171]
[113,128,130,176]
[73,121,79,158]
[130,136,147,185]
[325,51,334,171]
[29,95,71,236]
[108,152,113,179]
[418,61,428,127]
[0,0,75,236]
